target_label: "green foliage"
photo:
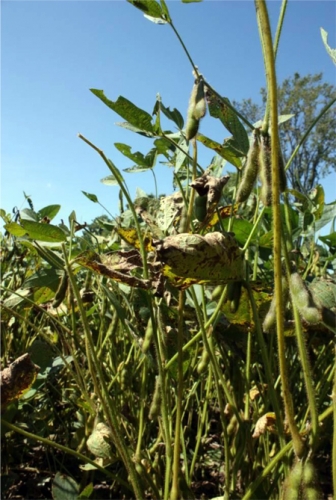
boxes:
[1,2,336,500]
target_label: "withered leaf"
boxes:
[1,354,40,408]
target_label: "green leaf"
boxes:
[90,90,154,134]
[82,191,99,203]
[52,473,79,500]
[127,0,164,19]
[23,269,62,292]
[115,121,154,137]
[319,232,336,250]
[100,175,119,186]
[160,103,184,129]
[197,134,242,168]
[20,208,39,221]
[159,0,171,22]
[206,91,249,154]
[20,220,67,242]
[315,201,336,232]
[144,14,167,24]
[38,204,61,221]
[182,0,203,3]
[4,222,27,237]
[115,143,157,169]
[221,218,256,246]
[321,28,336,65]
[78,483,94,499]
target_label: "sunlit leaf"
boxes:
[206,89,249,154]
[38,204,61,221]
[4,222,27,237]
[91,90,154,134]
[18,220,66,242]
[321,27,336,65]
[160,103,184,129]
[116,227,154,251]
[319,232,336,250]
[197,134,242,168]
[82,191,99,203]
[206,205,238,228]
[100,175,119,186]
[127,0,164,19]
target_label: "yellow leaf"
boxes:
[116,227,154,251]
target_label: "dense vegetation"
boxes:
[1,1,336,499]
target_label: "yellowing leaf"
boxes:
[116,227,154,251]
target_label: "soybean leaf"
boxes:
[197,134,242,168]
[20,220,67,242]
[82,191,98,203]
[319,232,336,250]
[4,222,27,237]
[115,143,157,170]
[20,208,39,222]
[115,122,154,138]
[127,0,164,19]
[321,28,336,65]
[160,103,184,129]
[38,204,61,221]
[182,0,203,3]
[52,473,79,500]
[23,269,62,292]
[206,90,249,155]
[91,90,154,134]
[100,175,119,186]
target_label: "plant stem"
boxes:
[170,291,185,500]
[254,0,304,458]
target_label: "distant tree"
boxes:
[233,73,336,193]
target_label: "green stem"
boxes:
[62,244,144,500]
[333,343,336,497]
[170,291,185,500]
[254,0,304,458]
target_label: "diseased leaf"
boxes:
[206,205,238,228]
[116,227,154,251]
[91,90,154,133]
[1,354,40,407]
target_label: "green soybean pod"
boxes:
[263,276,288,332]
[283,461,303,500]
[142,318,154,353]
[259,132,272,207]
[193,79,207,120]
[185,115,199,141]
[197,349,210,374]
[290,273,322,325]
[194,194,207,222]
[236,130,260,203]
[52,271,68,308]
[149,376,161,421]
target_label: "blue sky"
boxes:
[2,0,336,227]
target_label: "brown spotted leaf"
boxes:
[1,354,40,408]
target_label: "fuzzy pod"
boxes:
[149,376,161,421]
[52,271,68,308]
[142,318,154,353]
[259,132,273,207]
[211,284,225,301]
[194,194,208,222]
[193,80,207,120]
[236,130,260,203]
[283,461,303,500]
[289,273,322,325]
[197,349,210,374]
[185,115,200,141]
